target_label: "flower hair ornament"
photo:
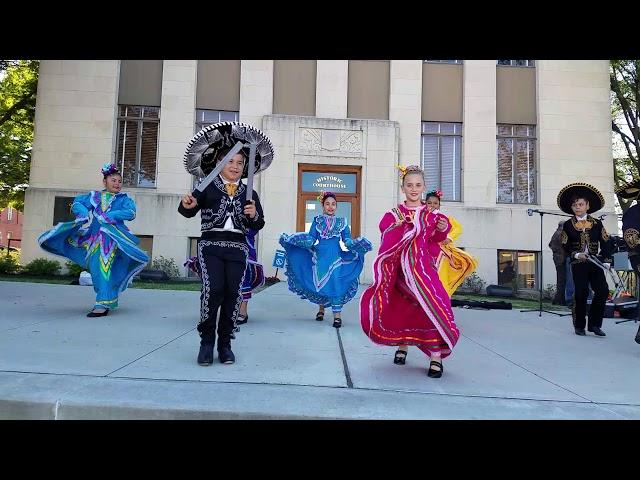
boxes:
[426,189,443,199]
[396,164,423,180]
[396,164,408,179]
[101,163,120,177]
[317,191,336,203]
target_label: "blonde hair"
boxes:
[399,165,425,185]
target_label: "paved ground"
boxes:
[1,280,639,419]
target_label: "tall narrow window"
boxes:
[421,122,462,201]
[497,124,536,204]
[116,105,160,188]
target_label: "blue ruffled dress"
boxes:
[38,191,149,310]
[279,215,372,313]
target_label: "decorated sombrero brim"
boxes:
[615,178,640,199]
[557,182,605,214]
[183,122,274,178]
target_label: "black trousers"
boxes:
[196,238,248,348]
[571,261,609,330]
[553,261,567,304]
[629,255,640,323]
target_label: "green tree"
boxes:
[611,60,639,212]
[0,60,39,211]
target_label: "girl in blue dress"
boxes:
[38,163,149,317]
[279,191,372,328]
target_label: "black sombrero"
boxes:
[183,122,274,178]
[615,178,640,200]
[557,182,605,215]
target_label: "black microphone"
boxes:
[527,208,533,216]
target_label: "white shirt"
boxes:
[219,176,242,233]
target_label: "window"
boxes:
[497,60,535,67]
[53,197,76,225]
[421,122,462,201]
[116,105,160,188]
[138,236,154,263]
[424,60,463,64]
[7,208,13,222]
[497,124,536,204]
[195,109,239,133]
[498,250,539,290]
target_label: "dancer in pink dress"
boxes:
[360,165,460,378]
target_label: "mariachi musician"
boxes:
[616,178,640,344]
[558,183,612,337]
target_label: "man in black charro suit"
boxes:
[616,178,640,344]
[558,183,612,337]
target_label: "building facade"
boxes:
[21,60,615,291]
[0,206,23,249]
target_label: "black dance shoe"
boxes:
[588,327,606,337]
[427,360,443,378]
[218,346,235,364]
[394,350,407,365]
[197,344,214,366]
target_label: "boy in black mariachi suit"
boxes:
[558,183,612,337]
[180,122,274,366]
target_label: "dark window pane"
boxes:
[53,197,76,225]
[220,111,238,122]
[138,121,158,187]
[497,124,513,136]
[421,135,440,193]
[517,251,537,289]
[528,140,536,202]
[125,105,142,118]
[498,250,517,287]
[440,123,456,135]
[497,138,514,203]
[118,120,139,187]
[203,110,221,123]
[515,139,532,203]
[142,106,160,119]
[440,136,458,201]
[138,236,154,263]
[422,122,440,134]
[421,122,462,202]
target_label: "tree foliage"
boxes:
[611,60,639,212]
[0,60,39,211]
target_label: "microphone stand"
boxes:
[520,209,572,317]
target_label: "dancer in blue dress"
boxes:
[38,163,149,317]
[279,191,372,328]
